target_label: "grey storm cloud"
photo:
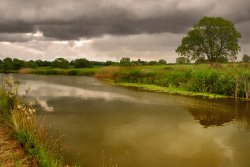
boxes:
[0,0,249,41]
[91,33,183,51]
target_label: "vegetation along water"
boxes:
[0,78,63,166]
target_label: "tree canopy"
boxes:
[242,54,250,62]
[176,57,190,64]
[176,17,241,63]
[51,58,70,69]
[120,57,131,66]
[73,58,92,68]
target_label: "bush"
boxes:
[46,70,57,75]
[68,70,78,75]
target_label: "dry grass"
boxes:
[18,68,33,74]
[94,66,121,79]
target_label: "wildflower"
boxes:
[25,111,28,115]
[29,108,33,114]
[17,105,22,109]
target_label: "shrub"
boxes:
[46,70,57,75]
[68,70,78,75]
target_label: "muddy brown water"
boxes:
[2,74,250,167]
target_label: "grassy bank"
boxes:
[96,63,250,100]
[19,67,99,76]
[0,78,62,167]
[114,82,227,99]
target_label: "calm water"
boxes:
[2,74,250,167]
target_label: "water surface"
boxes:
[2,74,250,167]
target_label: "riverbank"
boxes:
[96,63,250,100]
[113,82,228,99]
[19,67,99,76]
[0,79,62,167]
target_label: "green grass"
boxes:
[98,63,250,99]
[0,79,62,167]
[114,82,227,99]
[30,67,100,76]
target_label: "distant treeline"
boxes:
[0,57,168,71]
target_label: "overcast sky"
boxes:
[0,0,249,62]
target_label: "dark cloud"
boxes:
[236,21,250,44]
[91,33,182,51]
[0,21,34,34]
[37,14,196,40]
[1,0,249,41]
[0,32,46,42]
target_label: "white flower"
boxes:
[17,105,22,109]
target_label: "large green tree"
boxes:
[176,17,241,62]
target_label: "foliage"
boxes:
[176,16,241,62]
[31,67,98,76]
[13,58,26,70]
[195,57,207,64]
[158,59,167,65]
[51,58,70,69]
[2,57,14,72]
[26,60,38,69]
[120,57,131,66]
[73,58,92,68]
[148,61,158,65]
[35,60,52,67]
[105,61,117,66]
[242,54,250,62]
[176,57,190,64]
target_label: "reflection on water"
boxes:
[1,74,250,167]
[189,107,234,127]
[188,100,250,130]
[36,98,54,112]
